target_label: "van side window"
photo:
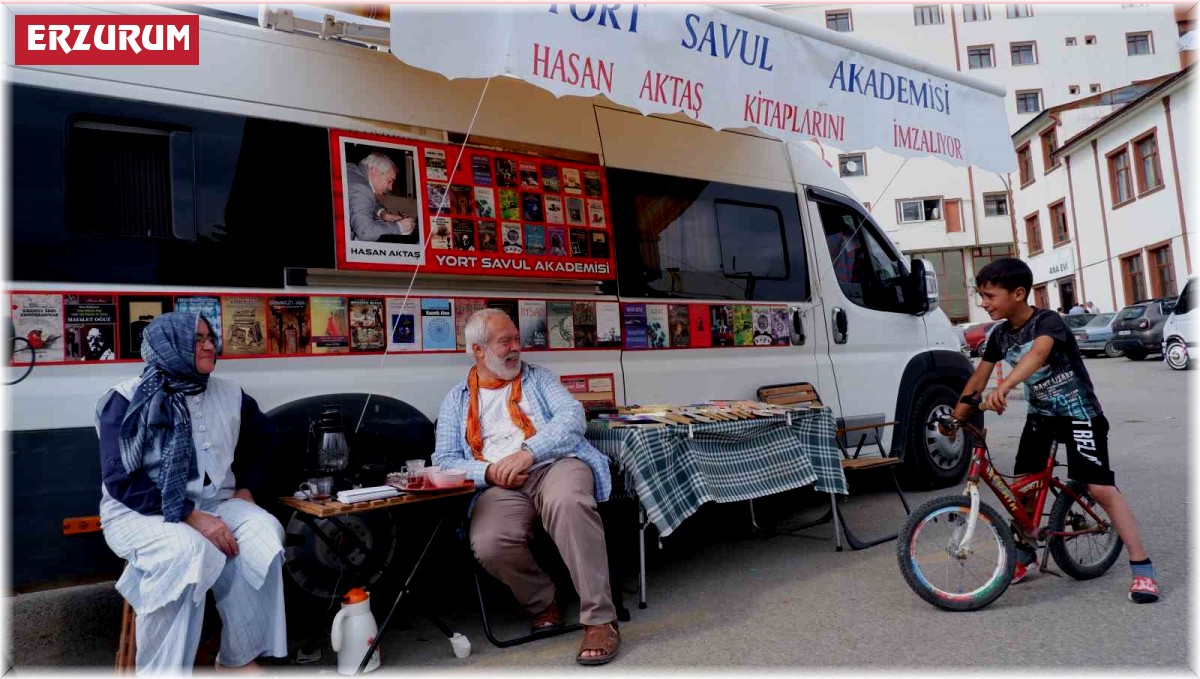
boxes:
[607,168,809,301]
[67,120,196,240]
[1174,279,1195,315]
[817,199,910,313]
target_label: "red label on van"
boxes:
[14,15,199,66]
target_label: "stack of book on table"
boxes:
[592,400,822,428]
[336,485,403,504]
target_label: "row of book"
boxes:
[8,292,798,365]
[428,220,609,258]
[593,400,821,428]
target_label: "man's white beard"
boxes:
[485,348,522,381]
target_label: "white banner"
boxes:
[389,4,1017,173]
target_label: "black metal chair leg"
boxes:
[832,501,899,551]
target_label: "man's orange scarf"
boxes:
[466,365,537,461]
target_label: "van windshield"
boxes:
[1118,305,1147,321]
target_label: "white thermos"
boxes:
[331,587,381,674]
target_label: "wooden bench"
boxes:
[755,382,911,551]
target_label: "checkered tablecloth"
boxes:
[587,409,848,537]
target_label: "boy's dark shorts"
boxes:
[1015,414,1115,486]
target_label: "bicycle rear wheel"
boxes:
[1047,481,1123,580]
[897,495,1016,611]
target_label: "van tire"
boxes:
[1165,338,1191,370]
[903,384,972,489]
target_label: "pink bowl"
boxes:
[428,469,467,488]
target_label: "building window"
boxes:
[1148,244,1177,297]
[826,10,852,32]
[963,4,990,21]
[1011,41,1037,65]
[898,198,943,223]
[1049,200,1069,246]
[967,45,995,69]
[1122,252,1148,302]
[1017,143,1034,186]
[1069,85,1080,95]
[914,5,944,25]
[1066,37,1077,46]
[1007,4,1033,18]
[1090,83,1102,93]
[1085,35,1097,45]
[1040,127,1059,171]
[971,245,1015,284]
[838,153,867,178]
[1133,131,1163,194]
[1033,283,1050,310]
[1016,90,1042,114]
[983,193,1010,217]
[1108,146,1134,206]
[1025,212,1043,255]
[1126,32,1153,55]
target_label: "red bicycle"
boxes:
[897,395,1123,611]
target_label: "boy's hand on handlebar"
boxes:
[983,385,1010,414]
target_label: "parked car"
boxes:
[1162,275,1198,370]
[964,321,1000,357]
[952,324,970,357]
[1073,313,1121,358]
[1060,313,1097,330]
[1111,296,1179,361]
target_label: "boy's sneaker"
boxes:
[1011,561,1031,585]
[1129,576,1161,604]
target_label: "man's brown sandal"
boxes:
[530,601,563,634]
[576,622,620,666]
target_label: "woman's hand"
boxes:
[185,510,239,557]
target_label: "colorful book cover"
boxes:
[311,296,350,354]
[486,299,519,325]
[430,216,453,249]
[733,305,754,347]
[118,295,173,361]
[478,221,498,252]
[349,297,386,352]
[518,300,548,350]
[570,229,589,257]
[221,296,267,355]
[454,297,487,351]
[541,164,561,193]
[547,301,575,349]
[472,154,493,186]
[173,296,221,355]
[421,298,456,350]
[386,298,421,352]
[499,189,520,220]
[586,199,607,228]
[566,197,586,226]
[426,182,449,215]
[501,222,523,254]
[646,304,669,349]
[520,162,540,190]
[590,231,610,259]
[424,147,447,181]
[771,307,791,346]
[473,187,495,218]
[544,195,564,224]
[12,293,64,363]
[449,184,473,216]
[597,302,621,347]
[623,303,648,350]
[710,304,734,347]
[573,301,597,348]
[668,304,691,349]
[546,227,568,256]
[562,167,582,194]
[494,157,517,187]
[689,304,712,348]
[268,296,311,355]
[521,192,544,222]
[452,219,476,251]
[583,169,602,197]
[524,225,545,255]
[752,305,773,346]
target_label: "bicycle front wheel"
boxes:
[897,495,1016,611]
[1047,481,1124,580]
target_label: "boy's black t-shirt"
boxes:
[981,307,1103,420]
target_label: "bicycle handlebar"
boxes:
[936,392,992,435]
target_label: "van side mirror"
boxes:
[908,258,939,315]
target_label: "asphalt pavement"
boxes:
[5,355,1192,673]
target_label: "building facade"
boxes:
[771,3,1181,322]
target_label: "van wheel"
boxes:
[903,384,972,489]
[1125,349,1148,361]
[1165,339,1191,370]
[1103,341,1124,358]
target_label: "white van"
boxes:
[1162,275,1198,370]
[5,5,976,591]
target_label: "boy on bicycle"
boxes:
[947,258,1159,603]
